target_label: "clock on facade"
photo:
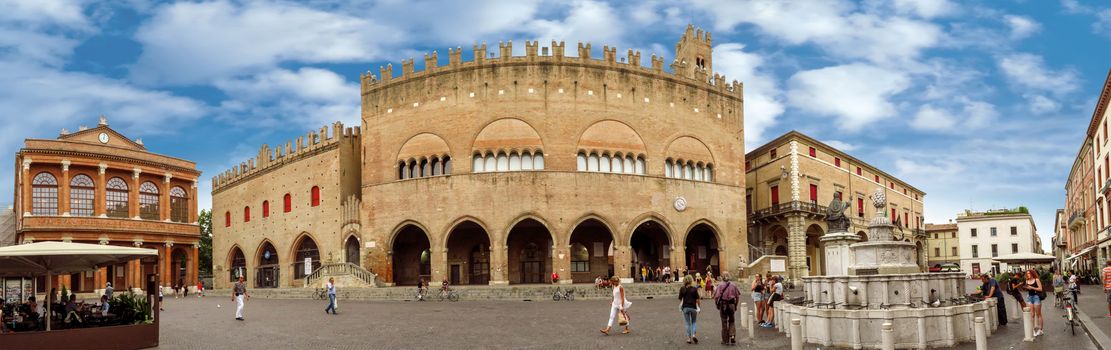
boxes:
[673,196,687,212]
[98,132,109,144]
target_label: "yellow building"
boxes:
[745,131,926,278]
[925,223,959,267]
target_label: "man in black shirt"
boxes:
[980,274,1007,325]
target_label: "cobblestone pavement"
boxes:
[155,283,1097,349]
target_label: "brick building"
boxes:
[745,131,926,278]
[212,25,748,288]
[13,117,201,294]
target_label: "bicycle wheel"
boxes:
[553,293,561,301]
[449,292,459,302]
[438,291,446,302]
[568,293,575,301]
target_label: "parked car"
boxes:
[928,263,960,273]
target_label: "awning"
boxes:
[992,252,1056,264]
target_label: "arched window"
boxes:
[533,151,544,170]
[310,186,321,207]
[408,160,418,179]
[484,153,495,171]
[636,156,646,175]
[570,242,590,272]
[685,162,694,180]
[442,156,452,175]
[509,152,521,171]
[224,211,231,227]
[599,154,611,172]
[69,174,94,217]
[611,153,623,173]
[139,181,160,220]
[588,153,599,172]
[665,159,674,178]
[576,152,587,171]
[420,159,429,177]
[695,164,704,181]
[261,200,270,218]
[106,177,129,218]
[31,172,58,215]
[473,154,483,173]
[294,237,321,279]
[243,206,250,222]
[705,165,713,182]
[398,161,407,179]
[623,155,634,174]
[170,186,188,222]
[431,157,440,176]
[496,152,508,171]
[522,152,533,170]
[283,193,292,213]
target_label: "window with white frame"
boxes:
[473,150,543,172]
[664,158,713,182]
[575,151,646,175]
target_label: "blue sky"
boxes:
[0,0,1107,251]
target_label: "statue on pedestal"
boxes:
[825,195,851,233]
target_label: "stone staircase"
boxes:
[211,282,685,301]
[304,262,385,288]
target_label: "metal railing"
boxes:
[304,262,381,287]
[751,200,829,221]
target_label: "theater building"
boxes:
[745,131,927,278]
[13,117,201,293]
[213,25,748,287]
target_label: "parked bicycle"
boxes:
[414,287,428,302]
[1062,287,1079,336]
[552,286,575,301]
[311,288,328,300]
[438,288,460,302]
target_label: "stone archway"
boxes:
[685,223,720,276]
[170,248,189,287]
[506,218,552,284]
[446,221,491,285]
[630,220,671,281]
[228,246,246,283]
[293,235,321,280]
[345,236,360,265]
[255,241,280,288]
[392,225,431,286]
[568,218,614,283]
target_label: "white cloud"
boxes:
[131,1,400,84]
[0,0,91,29]
[891,0,956,18]
[911,104,957,131]
[712,43,784,148]
[694,0,941,64]
[1004,15,1040,40]
[1028,95,1060,113]
[527,0,625,49]
[214,68,360,128]
[787,64,910,131]
[997,53,1078,94]
[823,140,858,152]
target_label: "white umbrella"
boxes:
[0,241,158,331]
[991,252,1057,264]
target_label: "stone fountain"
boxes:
[772,189,998,349]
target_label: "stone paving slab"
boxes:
[1075,285,1111,350]
[153,282,1097,349]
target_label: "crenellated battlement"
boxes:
[358,25,740,100]
[212,122,360,192]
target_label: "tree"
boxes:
[198,209,213,276]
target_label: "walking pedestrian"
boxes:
[704,274,715,300]
[324,277,337,315]
[232,276,250,321]
[751,274,766,324]
[1052,271,1065,306]
[713,272,740,345]
[763,276,783,328]
[655,267,662,283]
[979,273,1007,325]
[103,282,113,300]
[1024,269,1045,336]
[1102,259,1111,317]
[679,275,701,344]
[600,276,631,335]
[641,265,648,283]
[197,280,205,298]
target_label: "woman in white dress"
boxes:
[600,276,631,335]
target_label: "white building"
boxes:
[956,209,1039,276]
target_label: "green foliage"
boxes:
[60,284,68,301]
[198,209,212,276]
[110,291,152,325]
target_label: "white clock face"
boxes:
[674,196,687,212]
[98,132,109,144]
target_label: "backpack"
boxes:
[715,282,736,310]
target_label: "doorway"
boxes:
[450,264,461,285]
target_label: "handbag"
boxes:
[617,310,630,326]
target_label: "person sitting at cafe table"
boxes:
[64,294,83,324]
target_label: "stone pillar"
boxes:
[95,163,107,217]
[613,244,632,282]
[490,243,508,285]
[787,213,807,279]
[190,180,198,223]
[20,158,31,216]
[192,244,200,286]
[430,246,446,284]
[822,232,860,276]
[129,168,141,219]
[160,173,172,221]
[670,244,683,279]
[162,243,173,287]
[60,160,70,216]
[555,244,571,284]
[93,267,106,294]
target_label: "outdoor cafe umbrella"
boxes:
[991,252,1057,264]
[0,241,158,330]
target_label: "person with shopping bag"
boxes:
[601,276,632,335]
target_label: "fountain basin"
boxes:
[802,272,965,308]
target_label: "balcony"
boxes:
[1068,210,1086,231]
[749,200,828,224]
[1102,178,1111,195]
